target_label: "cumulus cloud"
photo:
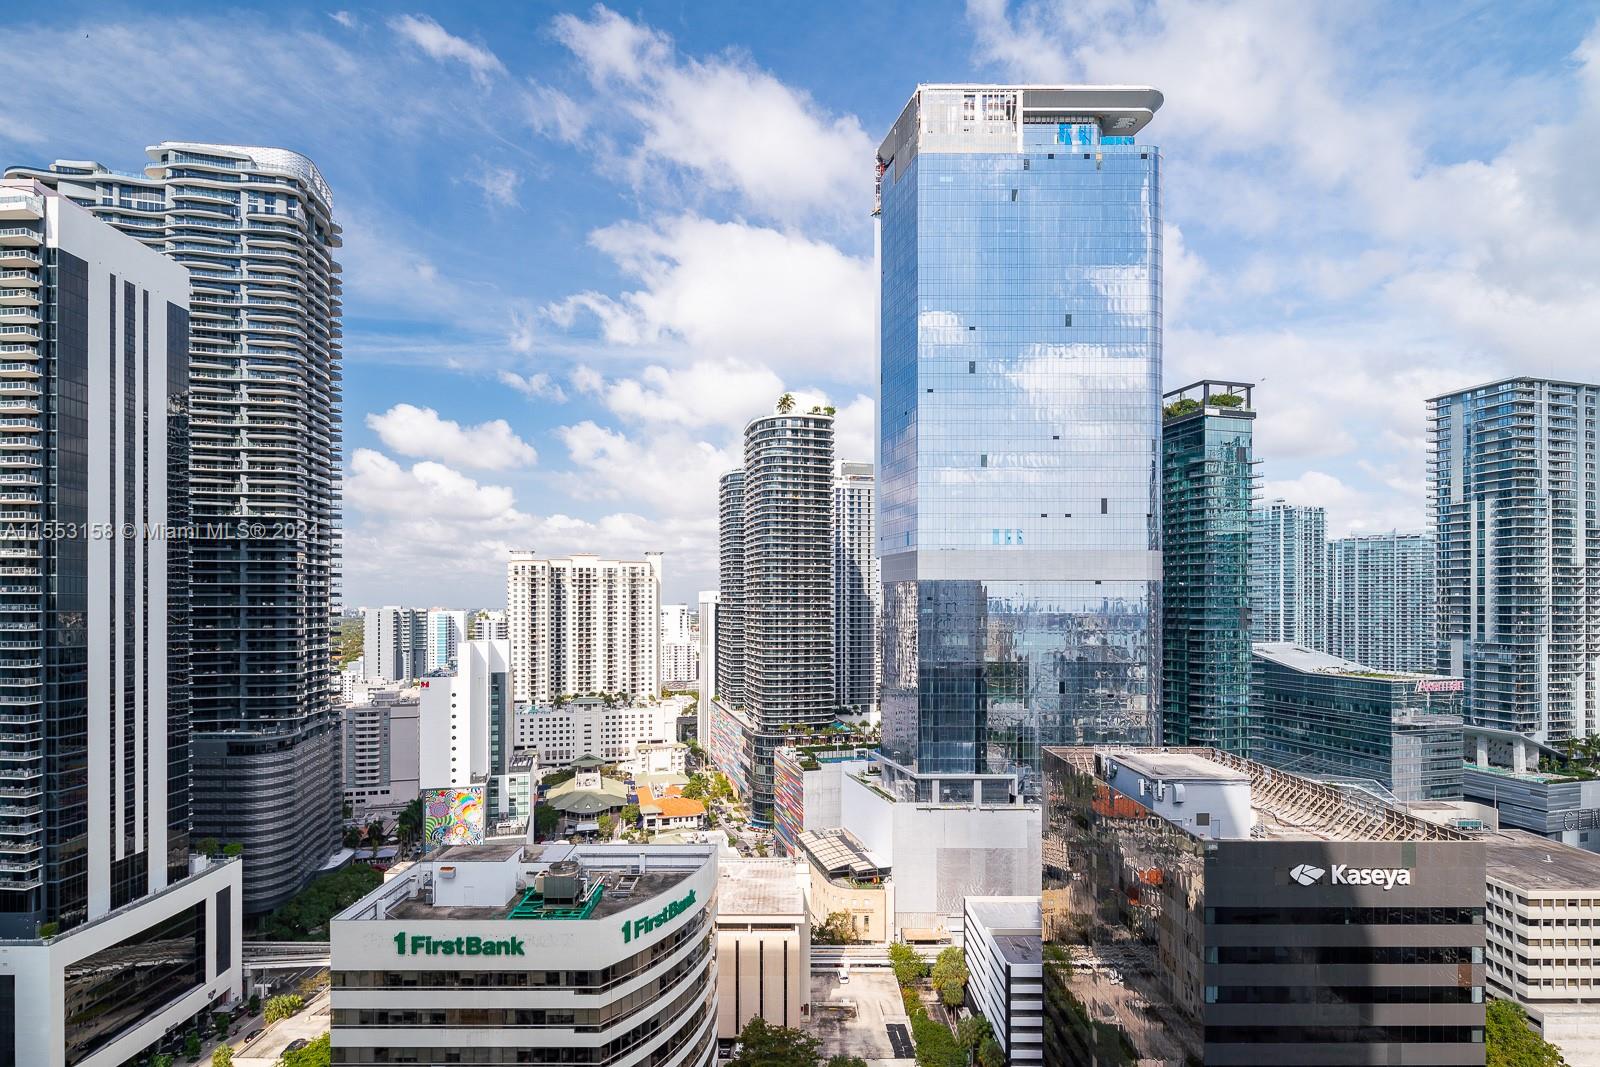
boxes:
[390,14,505,83]
[544,214,875,383]
[499,370,568,403]
[365,404,537,470]
[544,4,873,222]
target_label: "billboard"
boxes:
[422,785,485,851]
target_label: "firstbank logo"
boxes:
[1289,863,1326,886]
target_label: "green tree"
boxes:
[911,1012,964,1067]
[195,837,220,858]
[682,774,708,800]
[813,910,858,945]
[728,1017,821,1067]
[1487,999,1567,1067]
[535,805,560,836]
[248,994,261,1016]
[776,393,796,414]
[395,797,424,853]
[211,1047,234,1067]
[931,946,969,1007]
[277,1033,331,1067]
[978,1036,1006,1067]
[256,866,381,941]
[183,1031,201,1059]
[336,616,364,667]
[826,1057,869,1067]
[342,826,363,850]
[957,1013,993,1054]
[151,1056,175,1067]
[222,842,244,859]
[620,804,640,826]
[889,942,928,987]
[598,814,616,837]
[263,994,304,1024]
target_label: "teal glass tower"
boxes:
[1160,381,1256,753]
[876,85,1164,800]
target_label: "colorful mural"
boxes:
[422,785,485,850]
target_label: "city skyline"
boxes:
[1,3,1593,607]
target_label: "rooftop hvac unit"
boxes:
[542,859,584,903]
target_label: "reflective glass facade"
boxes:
[1328,533,1436,674]
[877,87,1162,797]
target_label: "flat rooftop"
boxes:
[1253,642,1453,683]
[1111,751,1249,784]
[994,934,1042,966]
[432,841,524,863]
[1486,831,1600,892]
[386,868,691,922]
[718,860,806,917]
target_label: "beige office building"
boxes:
[715,859,810,1040]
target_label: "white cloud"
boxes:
[590,360,784,429]
[346,448,524,521]
[521,83,589,142]
[365,404,537,470]
[546,5,873,222]
[389,14,505,84]
[1262,470,1425,540]
[499,370,568,403]
[329,11,356,29]
[466,163,522,207]
[544,214,875,383]
[557,420,737,518]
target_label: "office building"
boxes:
[661,602,699,685]
[796,828,891,944]
[362,605,426,684]
[833,460,879,717]
[1462,724,1600,853]
[342,689,422,814]
[1252,642,1465,803]
[1485,831,1600,1062]
[0,180,243,1067]
[716,859,811,1041]
[713,410,836,825]
[329,842,718,1067]
[1042,746,1486,1065]
[513,696,680,769]
[471,608,508,641]
[772,744,878,858]
[963,896,1044,1066]
[419,639,513,820]
[696,589,718,750]
[1160,381,1256,753]
[1327,532,1436,674]
[1430,378,1600,743]
[875,85,1164,802]
[425,607,467,673]
[1250,499,1327,648]
[8,143,345,913]
[506,552,662,706]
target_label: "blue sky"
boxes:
[3,1,1598,608]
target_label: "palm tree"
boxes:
[776,392,795,414]
[396,798,424,855]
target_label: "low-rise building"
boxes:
[1463,725,1600,853]
[715,859,811,1042]
[1484,830,1600,1063]
[964,896,1044,1066]
[329,841,717,1067]
[797,829,892,944]
[1043,746,1487,1065]
[773,746,876,857]
[516,697,683,769]
[1252,642,1465,802]
[342,690,422,814]
[638,784,707,835]
[623,740,689,779]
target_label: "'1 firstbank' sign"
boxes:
[621,889,696,943]
[393,933,525,956]
[1290,863,1413,891]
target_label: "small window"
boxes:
[1141,152,1149,160]
[1058,681,1065,694]
[1040,513,1048,518]
[1010,189,1018,202]
[926,388,934,393]
[980,454,988,467]
[968,361,976,374]
[1052,434,1060,440]
[1101,497,1108,513]
[1063,314,1072,327]
[967,325,976,331]
[1047,152,1054,159]
[1083,153,1091,160]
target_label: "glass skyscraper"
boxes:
[1160,381,1255,753]
[1250,499,1328,648]
[876,85,1164,800]
[1430,378,1600,742]
[1328,532,1436,674]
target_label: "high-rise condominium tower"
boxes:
[1328,533,1436,674]
[716,471,746,709]
[425,607,467,672]
[363,605,426,683]
[0,183,243,1067]
[713,411,836,824]
[1430,378,1600,741]
[1160,382,1256,753]
[1250,499,1327,649]
[505,553,662,705]
[833,461,880,716]
[7,144,343,913]
[876,85,1164,799]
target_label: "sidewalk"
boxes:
[230,987,331,1066]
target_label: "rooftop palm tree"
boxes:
[776,392,795,414]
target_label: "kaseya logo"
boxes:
[1289,863,1412,890]
[1289,863,1326,886]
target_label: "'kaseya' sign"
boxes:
[621,889,697,944]
[1291,863,1413,890]
[393,933,526,956]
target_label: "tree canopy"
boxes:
[1486,1000,1567,1067]
[728,1018,822,1067]
[277,1033,331,1067]
[256,866,381,940]
[931,946,968,1007]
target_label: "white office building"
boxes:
[696,590,718,750]
[419,640,514,817]
[716,860,811,1041]
[661,603,699,685]
[1328,532,1436,674]
[472,608,509,641]
[0,180,244,1066]
[833,461,879,716]
[329,842,718,1067]
[507,552,662,705]
[343,690,423,814]
[515,698,681,769]
[426,608,468,673]
[963,896,1044,1066]
[363,605,426,684]
[1250,499,1327,649]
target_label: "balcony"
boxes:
[0,249,39,270]
[0,194,43,222]
[0,228,40,249]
